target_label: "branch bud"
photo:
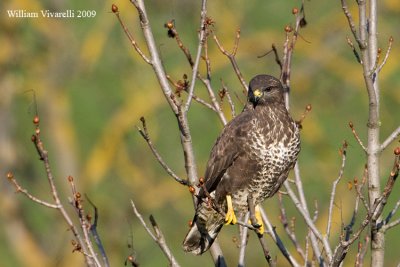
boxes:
[198,177,205,185]
[6,172,13,180]
[348,121,354,128]
[292,7,298,15]
[111,4,118,13]
[188,186,195,194]
[33,115,40,125]
[394,147,400,156]
[284,25,292,33]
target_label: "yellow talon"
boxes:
[255,205,264,234]
[225,195,237,225]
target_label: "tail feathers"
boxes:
[182,203,225,255]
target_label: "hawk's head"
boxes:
[248,75,284,107]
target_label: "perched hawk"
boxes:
[182,74,301,255]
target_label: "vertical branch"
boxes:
[126,1,227,265]
[326,142,348,238]
[129,1,179,114]
[340,0,385,265]
[184,0,208,110]
[361,0,382,265]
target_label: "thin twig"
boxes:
[290,165,325,264]
[260,207,299,267]
[373,152,400,223]
[184,0,209,110]
[192,94,218,112]
[212,29,248,92]
[258,44,283,72]
[112,5,151,64]
[130,200,180,267]
[381,198,400,231]
[380,125,400,152]
[86,194,110,267]
[285,178,332,262]
[382,218,400,232]
[69,178,101,267]
[128,0,179,114]
[278,193,306,263]
[327,141,348,238]
[331,152,400,266]
[7,174,60,209]
[348,121,367,152]
[346,36,362,64]
[136,117,189,186]
[340,0,364,49]
[25,120,97,266]
[377,36,394,73]
[220,80,236,118]
[205,80,228,125]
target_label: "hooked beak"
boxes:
[253,89,262,99]
[250,88,263,105]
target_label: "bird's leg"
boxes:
[224,195,237,225]
[247,197,264,235]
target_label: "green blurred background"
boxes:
[1,0,399,266]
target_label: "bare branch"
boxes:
[12,117,99,267]
[346,36,362,64]
[380,125,400,152]
[130,200,180,267]
[164,20,194,67]
[340,0,364,49]
[112,5,151,64]
[192,94,218,112]
[285,180,332,262]
[68,177,102,267]
[327,141,348,238]
[355,236,369,267]
[6,173,60,209]
[220,80,236,118]
[331,150,400,266]
[290,165,325,263]
[128,0,179,114]
[373,151,400,223]
[86,195,110,267]
[136,117,188,186]
[258,44,283,72]
[377,36,394,73]
[260,207,299,267]
[212,29,248,92]
[184,0,208,110]
[278,193,306,263]
[381,198,400,232]
[349,122,367,152]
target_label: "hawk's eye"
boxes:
[265,86,272,92]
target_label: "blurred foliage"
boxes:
[1,0,399,266]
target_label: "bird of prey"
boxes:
[182,74,301,255]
